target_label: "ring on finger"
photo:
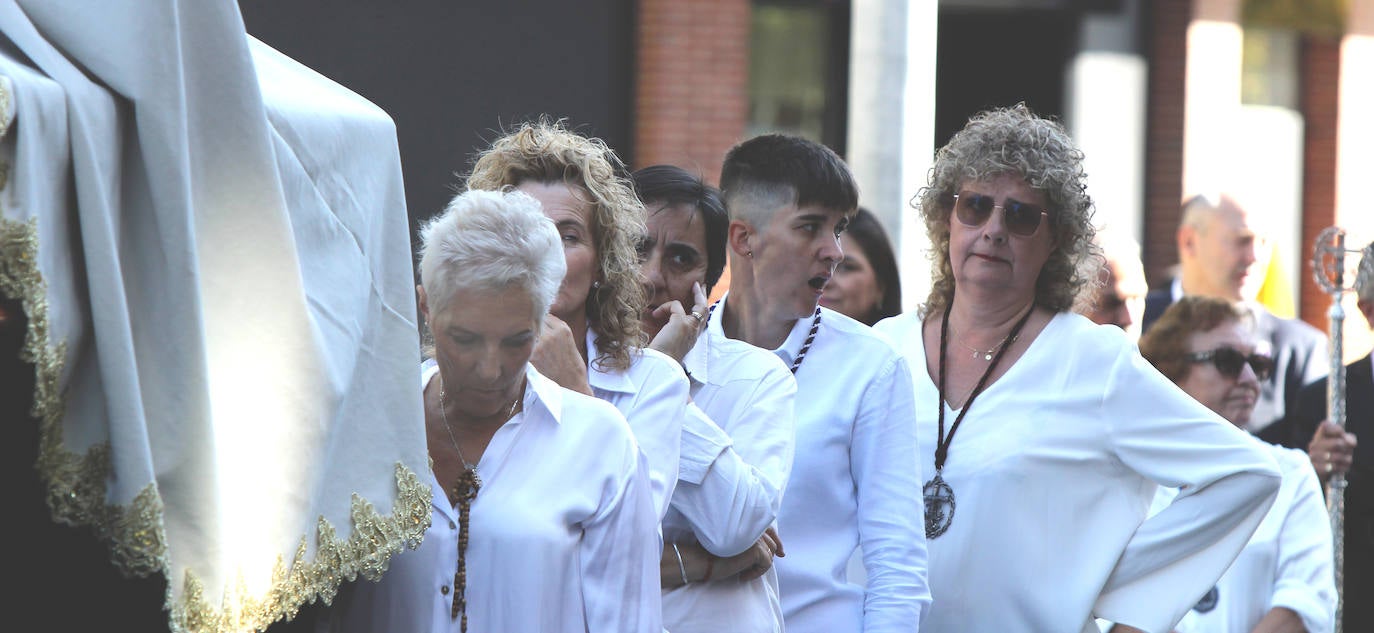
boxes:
[689,311,703,324]
[1326,462,1334,474]
[1326,451,1332,461]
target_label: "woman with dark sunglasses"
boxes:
[874,104,1281,633]
[1131,296,1335,633]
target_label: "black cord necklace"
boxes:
[923,303,1034,539]
[708,302,820,374]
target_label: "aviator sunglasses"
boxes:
[951,191,1051,236]
[1185,347,1274,381]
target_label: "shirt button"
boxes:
[449,521,457,530]
[441,585,450,595]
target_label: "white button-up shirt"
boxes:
[321,362,662,633]
[588,331,689,522]
[720,298,929,633]
[1160,442,1336,633]
[661,313,797,633]
[876,311,1283,633]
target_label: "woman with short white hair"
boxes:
[321,188,662,633]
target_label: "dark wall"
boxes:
[239,1,636,239]
[934,7,1077,148]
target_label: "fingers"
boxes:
[651,300,683,321]
[691,282,708,314]
[737,541,775,582]
[764,527,784,557]
[1318,420,1346,438]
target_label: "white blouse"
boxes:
[875,311,1282,633]
[588,331,690,522]
[661,316,797,633]
[321,363,662,633]
[720,298,929,633]
[1160,443,1336,633]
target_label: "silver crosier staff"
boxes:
[1310,227,1372,633]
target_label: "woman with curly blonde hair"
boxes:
[466,119,688,520]
[874,104,1281,632]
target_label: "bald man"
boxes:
[1142,194,1327,447]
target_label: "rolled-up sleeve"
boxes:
[1269,451,1337,633]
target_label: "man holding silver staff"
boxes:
[1296,240,1373,633]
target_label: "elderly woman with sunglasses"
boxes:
[874,104,1280,633]
[1121,296,1336,633]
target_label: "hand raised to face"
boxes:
[647,282,709,363]
[530,314,593,395]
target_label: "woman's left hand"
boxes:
[531,314,594,395]
[648,282,709,363]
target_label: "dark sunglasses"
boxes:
[951,191,1051,236]
[1185,347,1274,381]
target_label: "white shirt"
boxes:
[589,331,689,522]
[875,311,1283,633]
[322,363,662,633]
[724,298,929,633]
[661,315,798,633]
[1160,443,1335,633]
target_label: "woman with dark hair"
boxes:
[820,206,902,325]
[632,165,797,633]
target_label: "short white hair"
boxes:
[418,189,566,319]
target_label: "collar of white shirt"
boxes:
[710,293,812,367]
[422,358,565,426]
[585,329,639,395]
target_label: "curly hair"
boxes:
[1138,296,1252,384]
[465,119,646,371]
[916,104,1098,315]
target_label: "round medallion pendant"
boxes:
[922,474,955,539]
[1192,585,1219,613]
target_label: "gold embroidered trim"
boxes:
[167,463,432,632]
[3,215,432,632]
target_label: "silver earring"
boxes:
[592,281,601,289]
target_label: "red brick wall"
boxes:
[1298,35,1342,330]
[1143,0,1192,288]
[633,0,751,185]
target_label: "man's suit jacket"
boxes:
[1297,355,1373,633]
[1142,287,1328,447]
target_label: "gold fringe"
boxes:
[2,215,432,632]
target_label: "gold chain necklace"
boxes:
[438,386,519,470]
[950,323,1019,362]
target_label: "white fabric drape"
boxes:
[0,2,429,631]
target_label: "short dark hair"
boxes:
[719,134,859,225]
[845,207,903,325]
[630,165,729,292]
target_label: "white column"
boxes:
[1066,0,1147,244]
[1337,0,1374,361]
[846,0,937,314]
[1182,0,1243,197]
